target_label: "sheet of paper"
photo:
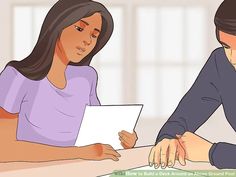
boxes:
[75,104,143,150]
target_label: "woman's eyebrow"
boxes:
[80,20,101,32]
[94,28,101,33]
[80,20,89,26]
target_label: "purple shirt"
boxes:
[0,65,100,147]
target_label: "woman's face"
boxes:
[58,12,102,63]
[219,30,236,50]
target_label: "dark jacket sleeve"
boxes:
[156,51,222,144]
[209,142,236,169]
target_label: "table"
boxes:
[0,146,217,177]
[0,119,217,177]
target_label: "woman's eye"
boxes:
[91,34,98,39]
[75,26,84,32]
[223,45,230,49]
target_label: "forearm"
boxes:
[0,119,100,162]
[0,140,81,162]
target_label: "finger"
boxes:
[178,153,186,166]
[121,142,130,149]
[119,137,133,149]
[131,131,138,139]
[148,147,155,166]
[177,144,186,166]
[105,149,121,157]
[103,154,119,161]
[120,130,137,141]
[154,146,161,169]
[104,144,120,155]
[121,130,136,138]
[168,141,177,168]
[160,143,169,169]
[119,136,130,145]
[134,132,138,139]
[120,130,132,135]
[119,133,137,147]
[153,145,161,169]
[177,138,186,153]
[119,132,132,142]
[105,144,116,151]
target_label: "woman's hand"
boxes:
[176,131,213,163]
[118,130,138,149]
[148,138,186,169]
[78,143,121,161]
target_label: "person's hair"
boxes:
[214,0,236,43]
[6,0,114,80]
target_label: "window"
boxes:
[136,5,207,118]
[13,6,51,60]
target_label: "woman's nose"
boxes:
[83,35,92,46]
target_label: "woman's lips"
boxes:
[76,46,86,56]
[76,46,86,52]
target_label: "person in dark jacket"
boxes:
[149,0,236,169]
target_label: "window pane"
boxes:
[160,7,184,63]
[98,7,123,64]
[137,7,158,62]
[13,6,33,60]
[186,7,207,63]
[137,66,159,118]
[159,66,184,118]
[33,6,50,45]
[96,66,123,104]
[14,6,50,60]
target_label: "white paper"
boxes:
[75,104,143,150]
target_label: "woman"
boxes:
[149,0,236,170]
[0,0,137,162]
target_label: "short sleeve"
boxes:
[0,66,26,113]
[89,67,101,106]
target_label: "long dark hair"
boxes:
[214,0,236,42]
[7,0,114,80]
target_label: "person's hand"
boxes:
[78,143,121,161]
[148,138,186,169]
[176,131,213,162]
[118,130,138,149]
